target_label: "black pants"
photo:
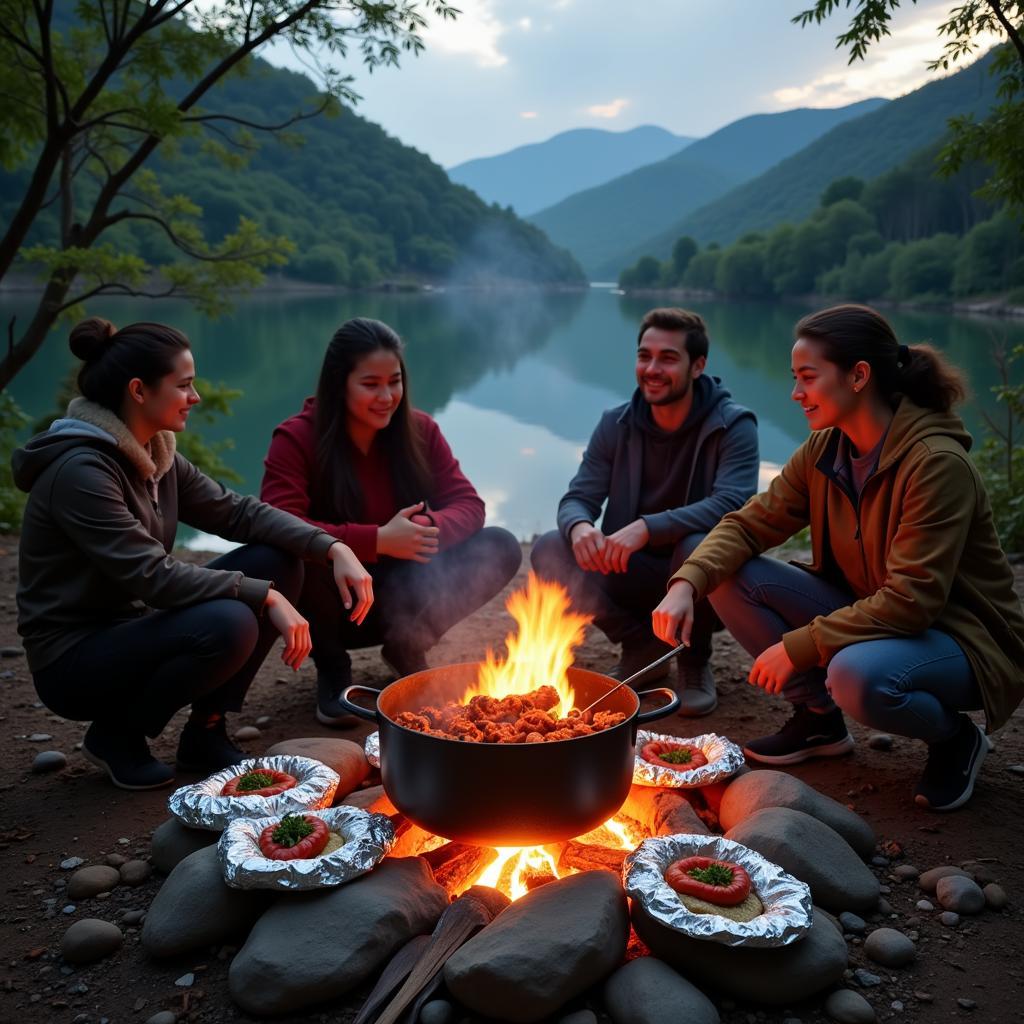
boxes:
[301,527,522,671]
[32,544,303,738]
[530,530,714,663]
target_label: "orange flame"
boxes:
[466,573,591,719]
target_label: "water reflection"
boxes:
[4,288,1019,542]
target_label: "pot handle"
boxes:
[635,686,680,723]
[338,683,382,723]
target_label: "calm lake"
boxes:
[6,288,1023,547]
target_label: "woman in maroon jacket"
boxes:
[261,317,522,725]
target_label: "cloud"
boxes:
[520,110,539,119]
[586,97,629,119]
[423,1,509,68]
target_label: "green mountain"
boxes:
[448,125,694,217]
[0,59,584,289]
[527,99,886,280]
[629,49,1003,263]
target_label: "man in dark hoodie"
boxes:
[531,307,759,715]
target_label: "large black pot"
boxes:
[340,663,679,847]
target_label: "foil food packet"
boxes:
[168,755,340,832]
[632,729,745,788]
[623,833,812,948]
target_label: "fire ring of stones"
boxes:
[62,736,1000,1022]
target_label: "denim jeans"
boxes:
[32,544,304,738]
[531,530,714,663]
[708,555,982,743]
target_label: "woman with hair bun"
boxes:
[652,303,1024,811]
[14,317,373,790]
[261,317,522,725]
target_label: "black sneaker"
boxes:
[610,636,672,688]
[380,642,429,680]
[315,656,358,728]
[914,715,990,812]
[176,714,248,772]
[83,722,175,791]
[744,704,854,765]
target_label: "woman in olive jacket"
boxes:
[14,318,373,790]
[653,304,1024,811]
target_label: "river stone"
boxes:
[839,912,866,934]
[142,845,269,957]
[939,911,960,927]
[863,928,915,967]
[61,918,123,964]
[983,883,1008,909]
[824,988,876,1023]
[67,865,121,899]
[604,957,719,1024]
[725,807,880,912]
[32,750,67,773]
[631,902,847,1004]
[267,737,370,799]
[935,875,985,915]
[418,1000,455,1024]
[119,859,153,886]
[444,871,629,1023]
[230,857,446,1015]
[718,770,875,859]
[621,785,711,836]
[234,725,261,741]
[893,864,920,881]
[150,817,218,874]
[918,866,972,893]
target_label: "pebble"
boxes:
[913,991,933,1002]
[174,973,195,988]
[893,864,919,881]
[839,912,866,934]
[939,912,960,927]
[983,883,1007,909]
[935,875,985,915]
[116,837,130,846]
[28,733,53,742]
[916,899,935,911]
[1007,764,1024,776]
[60,857,85,871]
[957,998,977,1010]
[867,733,893,751]
[61,919,123,964]
[63,905,76,915]
[255,716,272,728]
[119,860,153,886]
[32,750,67,773]
[234,726,261,741]
[120,909,146,926]
[863,928,915,968]
[67,865,120,900]
[419,1000,456,1024]
[918,865,972,893]
[891,1000,903,1011]
[145,1014,177,1024]
[871,856,889,867]
[824,988,876,1023]
[1,644,25,657]
[104,854,126,868]
[853,969,882,988]
[876,898,894,915]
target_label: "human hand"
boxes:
[748,640,796,695]
[602,518,650,573]
[651,579,696,647]
[329,542,374,625]
[377,502,440,562]
[569,522,610,573]
[264,588,312,670]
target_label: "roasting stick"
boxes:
[576,641,688,718]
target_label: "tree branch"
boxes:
[184,97,332,133]
[102,210,279,263]
[984,0,1024,66]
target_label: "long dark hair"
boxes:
[312,318,432,522]
[70,317,190,412]
[795,304,967,413]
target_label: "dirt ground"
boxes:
[0,539,1022,1024]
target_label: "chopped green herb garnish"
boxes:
[271,814,315,848]
[688,864,735,887]
[660,748,695,764]
[236,771,276,792]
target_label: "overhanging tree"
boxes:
[0,0,457,389]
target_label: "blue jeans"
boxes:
[708,556,982,743]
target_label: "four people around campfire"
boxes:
[259,317,522,727]
[652,304,1024,811]
[531,307,759,716]
[14,318,373,790]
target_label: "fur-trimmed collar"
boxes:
[65,397,176,483]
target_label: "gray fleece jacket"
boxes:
[13,398,337,673]
[556,377,759,544]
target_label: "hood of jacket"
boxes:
[625,374,737,439]
[12,397,176,492]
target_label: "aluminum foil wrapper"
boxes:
[168,755,340,832]
[632,728,745,788]
[624,833,812,948]
[218,806,395,891]
[365,731,380,768]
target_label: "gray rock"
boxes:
[604,957,719,1024]
[267,737,371,800]
[32,750,67,773]
[119,859,153,886]
[718,770,875,859]
[725,807,880,912]
[935,875,985,915]
[983,883,1007,909]
[63,904,76,914]
[175,973,195,988]
[28,733,52,742]
[558,1013,598,1024]
[960,860,1000,885]
[150,818,218,874]
[957,998,977,1010]
[918,865,972,893]
[60,857,85,871]
[1,644,24,657]
[876,898,894,915]
[142,845,269,957]
[230,857,446,1015]
[867,734,893,751]
[445,872,629,1023]
[824,988,876,1023]
[863,928,915,967]
[105,853,126,868]
[915,900,934,912]
[939,911,960,927]
[630,901,847,1004]
[893,865,919,881]
[419,1000,455,1024]
[61,919,123,964]
[870,855,889,867]
[839,912,866,934]
[853,969,882,987]
[234,725,261,741]
[120,909,146,926]
[913,990,934,1002]
[255,716,272,728]
[67,865,121,899]
[145,1014,177,1024]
